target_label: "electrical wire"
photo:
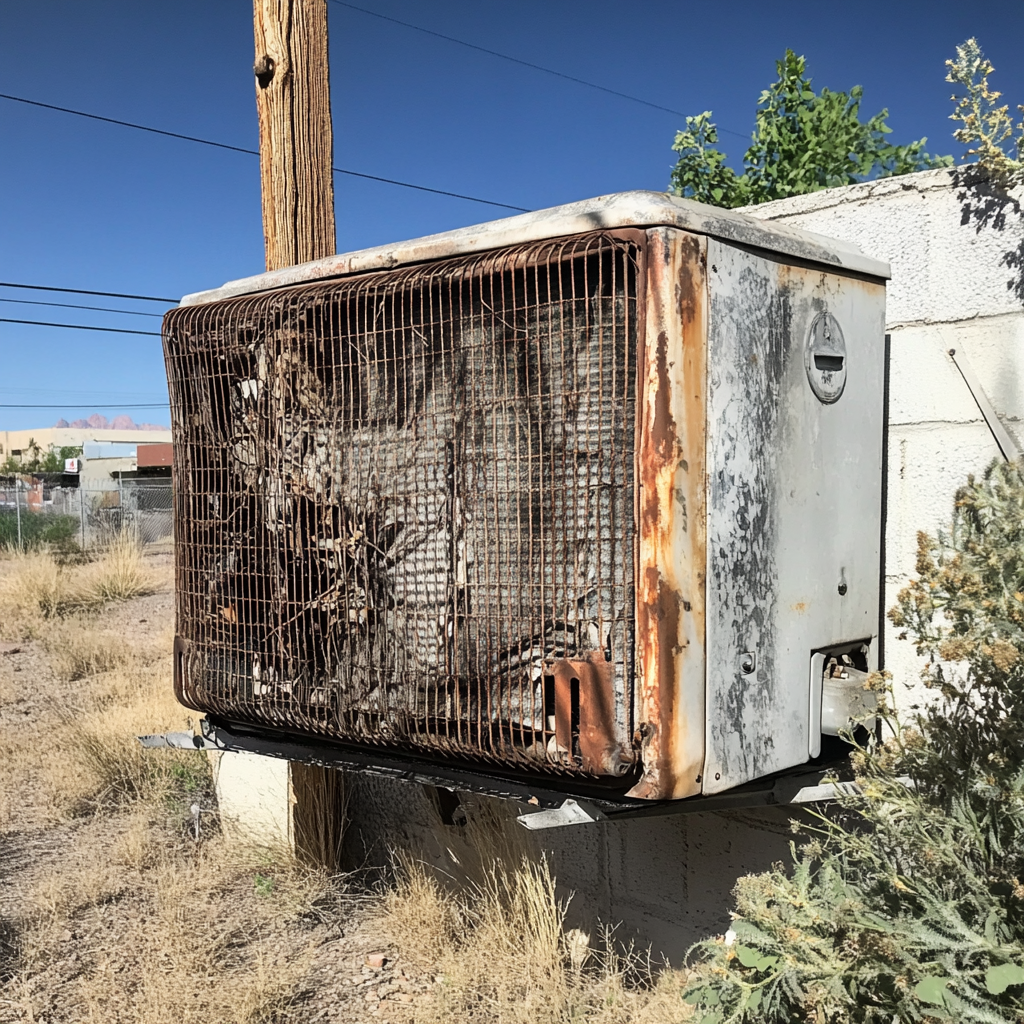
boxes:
[0,403,168,409]
[329,0,749,140]
[0,280,177,303]
[0,318,161,337]
[0,297,163,317]
[0,92,528,212]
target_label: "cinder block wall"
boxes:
[746,168,1024,707]
[222,168,1024,961]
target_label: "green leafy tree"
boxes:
[670,50,951,208]
[682,459,1024,1023]
[947,38,1024,186]
[40,445,84,473]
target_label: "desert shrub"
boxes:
[0,510,78,550]
[947,38,1023,187]
[682,459,1024,1023]
[0,550,66,626]
[0,533,156,636]
[80,528,156,602]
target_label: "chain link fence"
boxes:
[0,477,173,550]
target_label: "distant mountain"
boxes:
[53,415,168,431]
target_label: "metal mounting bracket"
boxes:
[137,731,218,750]
[517,799,608,830]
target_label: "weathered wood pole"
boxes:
[253,0,336,270]
[253,0,343,865]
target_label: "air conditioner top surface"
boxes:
[179,190,890,308]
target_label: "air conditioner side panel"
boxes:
[628,226,708,801]
[702,241,886,794]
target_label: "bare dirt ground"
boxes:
[0,543,438,1024]
[0,540,689,1024]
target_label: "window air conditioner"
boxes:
[163,191,888,804]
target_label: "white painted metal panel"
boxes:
[702,241,886,793]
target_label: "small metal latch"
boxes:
[516,798,607,831]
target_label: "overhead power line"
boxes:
[0,403,168,409]
[329,0,749,141]
[0,279,177,303]
[329,165,527,211]
[0,317,161,337]
[0,92,528,212]
[0,297,163,318]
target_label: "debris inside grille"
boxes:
[164,232,640,777]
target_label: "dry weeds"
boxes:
[0,542,365,1023]
[1,541,694,1023]
[381,855,692,1024]
[46,624,130,682]
[7,836,341,1024]
[0,533,156,640]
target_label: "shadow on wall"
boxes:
[955,167,1024,306]
[954,168,1024,450]
[341,774,798,964]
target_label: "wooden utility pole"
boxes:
[253,0,343,866]
[253,0,336,270]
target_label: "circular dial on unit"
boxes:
[805,311,847,404]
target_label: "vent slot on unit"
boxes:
[164,232,641,779]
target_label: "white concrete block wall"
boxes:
[746,169,1024,707]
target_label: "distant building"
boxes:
[0,424,171,472]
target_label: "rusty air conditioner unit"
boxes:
[163,191,888,810]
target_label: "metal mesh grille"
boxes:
[164,232,641,777]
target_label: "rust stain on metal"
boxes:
[629,228,707,800]
[550,655,631,775]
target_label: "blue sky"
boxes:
[2,0,1022,432]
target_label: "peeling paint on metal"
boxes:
[180,191,889,308]
[629,228,707,800]
[702,242,886,793]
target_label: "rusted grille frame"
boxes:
[164,231,642,778]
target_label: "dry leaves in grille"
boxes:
[165,233,642,776]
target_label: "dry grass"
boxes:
[2,540,693,1023]
[81,847,324,1024]
[382,855,692,1024]
[12,632,196,819]
[81,529,156,603]
[9,838,338,1024]
[0,551,67,632]
[46,626,131,681]
[0,532,157,640]
[0,541,370,1023]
